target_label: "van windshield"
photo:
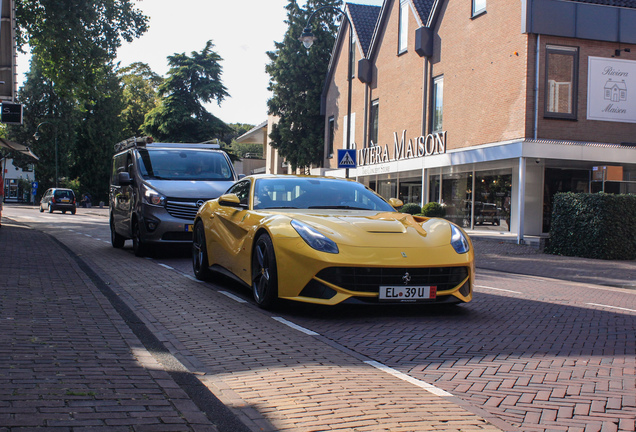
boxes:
[137,149,234,181]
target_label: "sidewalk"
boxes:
[0,220,223,431]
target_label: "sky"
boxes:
[17,0,383,128]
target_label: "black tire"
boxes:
[48,204,53,213]
[71,208,76,215]
[110,217,125,248]
[39,205,44,213]
[192,221,212,281]
[252,234,278,309]
[132,219,148,257]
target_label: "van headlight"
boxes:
[291,220,339,254]
[450,224,470,254]
[142,184,165,206]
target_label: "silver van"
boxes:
[109,136,239,256]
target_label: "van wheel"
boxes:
[48,204,53,213]
[192,221,212,281]
[110,217,125,248]
[132,219,148,257]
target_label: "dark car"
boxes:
[39,188,77,214]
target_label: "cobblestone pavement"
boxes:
[0,215,504,431]
[0,220,220,432]
[1,207,634,432]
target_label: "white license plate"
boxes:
[379,286,437,301]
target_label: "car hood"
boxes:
[145,179,234,199]
[288,211,452,248]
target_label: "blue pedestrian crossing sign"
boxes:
[337,149,356,168]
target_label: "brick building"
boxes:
[315,0,636,241]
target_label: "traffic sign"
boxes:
[337,149,356,169]
[32,181,38,189]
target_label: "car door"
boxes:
[208,179,253,274]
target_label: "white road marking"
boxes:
[475,285,522,294]
[272,317,319,336]
[219,291,248,303]
[586,303,636,313]
[158,263,174,270]
[364,360,453,397]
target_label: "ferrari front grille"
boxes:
[316,266,469,293]
[165,199,201,220]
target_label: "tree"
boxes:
[7,56,78,194]
[266,0,342,170]
[15,0,148,100]
[142,41,231,143]
[73,65,125,202]
[118,62,163,138]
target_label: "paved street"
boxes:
[1,204,635,432]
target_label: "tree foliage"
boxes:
[266,0,342,170]
[142,41,231,143]
[7,56,124,202]
[118,62,163,138]
[15,0,148,99]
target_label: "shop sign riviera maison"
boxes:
[357,130,447,166]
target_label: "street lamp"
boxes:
[34,121,58,188]
[299,6,354,178]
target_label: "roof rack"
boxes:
[114,136,154,152]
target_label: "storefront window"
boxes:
[429,174,440,203]
[474,171,512,232]
[441,172,472,228]
[398,171,421,205]
[377,175,397,201]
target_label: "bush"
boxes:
[399,203,422,215]
[420,202,447,218]
[546,192,636,260]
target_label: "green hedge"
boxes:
[400,203,422,215]
[420,202,447,218]
[546,192,636,260]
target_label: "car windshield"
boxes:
[137,149,233,181]
[253,177,395,212]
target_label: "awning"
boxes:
[0,137,39,160]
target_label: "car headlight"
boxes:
[142,184,166,206]
[291,220,339,254]
[450,224,470,254]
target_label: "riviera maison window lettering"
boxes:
[358,130,446,166]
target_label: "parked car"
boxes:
[39,188,77,214]
[192,175,474,309]
[474,202,500,225]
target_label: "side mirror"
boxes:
[389,198,404,208]
[118,172,133,186]
[218,193,245,208]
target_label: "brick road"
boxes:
[1,208,634,432]
[1,216,504,431]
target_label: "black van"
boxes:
[109,137,239,256]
